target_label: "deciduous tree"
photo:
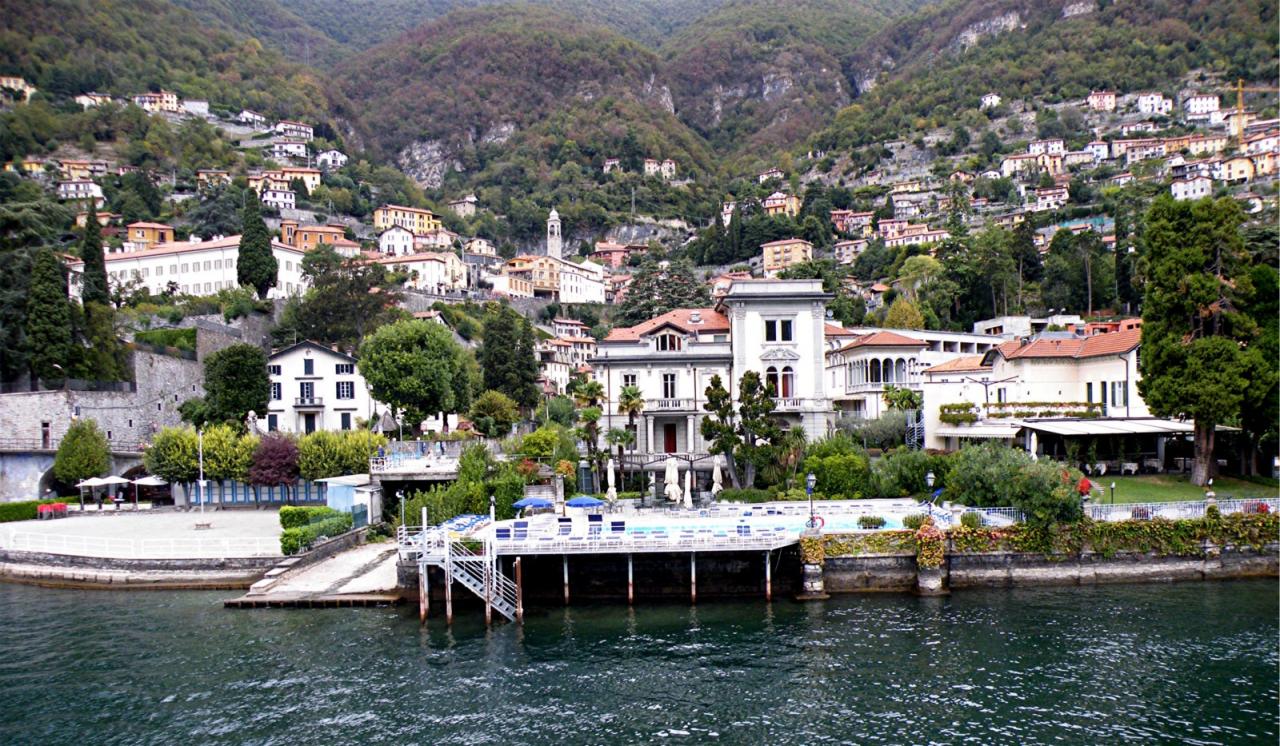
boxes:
[357,319,472,429]
[53,419,109,490]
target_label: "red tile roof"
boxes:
[1001,328,1142,359]
[824,323,858,337]
[838,331,927,351]
[924,355,990,374]
[604,308,729,341]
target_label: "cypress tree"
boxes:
[237,198,278,299]
[79,203,109,306]
[25,249,76,382]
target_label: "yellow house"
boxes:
[279,220,348,251]
[762,191,801,217]
[1250,151,1275,177]
[196,169,231,189]
[280,167,321,193]
[0,75,37,100]
[75,211,119,228]
[373,204,443,236]
[131,91,179,113]
[503,255,561,297]
[760,238,813,277]
[125,222,175,250]
[1218,156,1255,182]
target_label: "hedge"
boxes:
[280,514,354,555]
[0,499,67,523]
[279,505,344,530]
[717,488,773,503]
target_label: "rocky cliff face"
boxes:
[396,140,463,189]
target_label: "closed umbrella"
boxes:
[683,469,693,510]
[606,457,618,503]
[664,459,681,503]
[711,457,724,497]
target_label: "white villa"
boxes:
[921,327,1164,455]
[266,341,380,434]
[67,234,308,299]
[824,328,1004,420]
[593,279,832,474]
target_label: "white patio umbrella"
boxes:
[97,475,131,508]
[131,475,167,509]
[711,457,724,497]
[605,457,618,503]
[76,477,107,510]
[683,469,693,510]
[663,458,681,502]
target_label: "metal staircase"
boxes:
[415,531,518,622]
[905,408,924,450]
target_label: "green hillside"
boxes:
[812,0,1278,154]
[0,0,333,121]
[661,0,933,162]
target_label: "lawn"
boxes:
[1090,474,1279,504]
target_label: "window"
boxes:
[336,381,355,400]
[662,373,677,399]
[299,381,315,400]
[765,366,779,394]
[336,363,354,375]
[780,366,795,398]
[997,388,1007,404]
[268,365,282,376]
[655,333,682,351]
[1085,382,1093,403]
[341,413,352,431]
[765,319,794,342]
[214,260,222,270]
[303,358,314,375]
[155,266,163,276]
[271,382,282,401]
[181,263,188,273]
[203,261,211,271]
[622,374,636,389]
[267,414,278,432]
[170,264,177,274]
[1112,381,1128,407]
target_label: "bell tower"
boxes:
[546,208,562,260]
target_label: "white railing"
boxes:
[1087,498,1278,523]
[0,531,281,558]
[490,531,798,555]
[961,507,1027,526]
[652,398,693,411]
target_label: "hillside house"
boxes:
[1183,94,1220,119]
[267,341,380,434]
[603,158,621,174]
[316,150,348,170]
[661,159,677,180]
[372,205,442,236]
[0,75,37,100]
[1087,90,1116,111]
[1136,92,1173,116]
[238,110,267,127]
[643,159,661,177]
[131,91,180,113]
[1032,186,1069,213]
[122,222,174,252]
[377,226,415,256]
[980,93,1002,110]
[1170,176,1212,201]
[272,138,308,160]
[447,194,478,217]
[74,92,112,108]
[757,167,784,184]
[261,188,296,211]
[762,191,801,217]
[1028,138,1065,156]
[760,238,813,277]
[196,169,231,189]
[274,120,314,141]
[57,180,104,206]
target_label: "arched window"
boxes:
[869,359,881,383]
[895,358,907,381]
[655,333,682,351]
[781,366,795,398]
[765,366,779,395]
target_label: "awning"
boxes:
[933,425,1020,440]
[1021,418,1196,437]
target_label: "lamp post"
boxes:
[1110,482,1116,505]
[925,471,936,519]
[805,472,817,530]
[489,493,496,523]
[398,489,406,527]
[197,427,205,514]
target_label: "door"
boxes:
[663,423,678,453]
[303,413,316,434]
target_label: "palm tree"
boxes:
[617,384,645,487]
[605,427,635,491]
[572,380,606,491]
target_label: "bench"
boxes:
[194,522,213,530]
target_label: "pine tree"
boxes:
[1138,196,1260,486]
[25,249,75,382]
[79,203,109,306]
[616,259,709,326]
[479,306,539,410]
[237,199,278,299]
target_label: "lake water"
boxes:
[0,580,1275,745]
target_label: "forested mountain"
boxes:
[811,0,1277,154]
[0,0,334,121]
[330,6,702,181]
[661,0,932,163]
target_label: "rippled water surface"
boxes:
[0,580,1275,745]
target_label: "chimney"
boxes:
[690,311,702,324]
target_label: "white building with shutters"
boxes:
[265,341,383,434]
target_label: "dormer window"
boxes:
[655,333,682,351]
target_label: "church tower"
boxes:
[546,207,562,260]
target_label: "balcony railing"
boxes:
[651,398,694,411]
[773,397,805,410]
[293,396,324,408]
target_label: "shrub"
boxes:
[280,514,354,555]
[903,513,928,530]
[915,518,945,569]
[803,435,871,498]
[871,448,950,498]
[839,410,909,450]
[717,488,773,503]
[960,511,984,529]
[857,515,886,529]
[279,505,344,529]
[134,327,196,351]
[944,443,1083,529]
